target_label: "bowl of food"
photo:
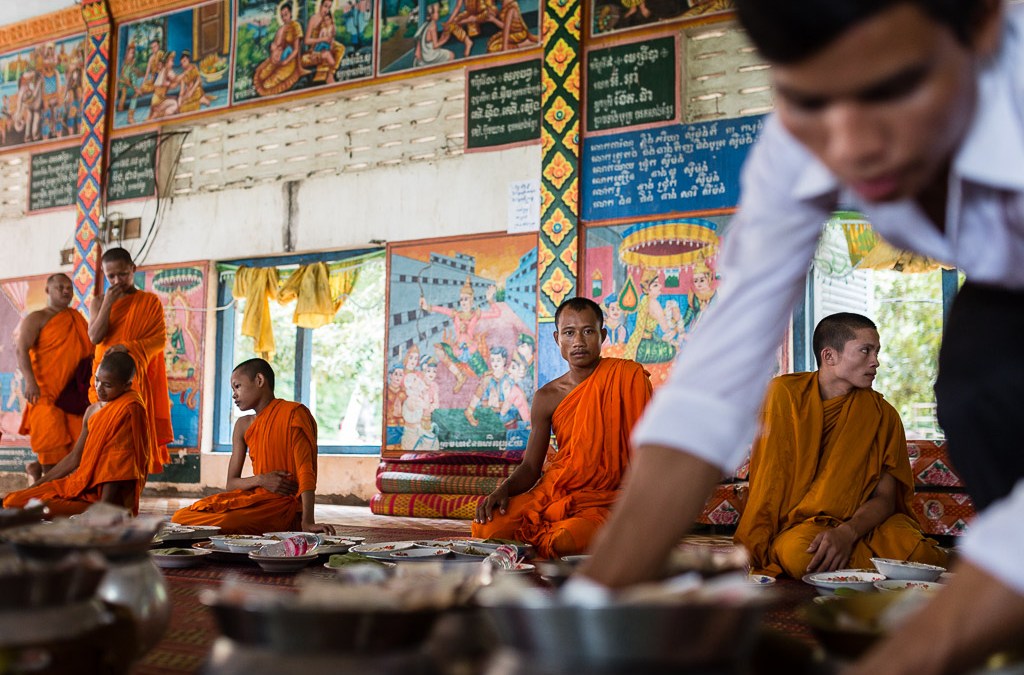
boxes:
[248,549,319,573]
[873,579,945,594]
[803,570,886,595]
[390,547,452,561]
[870,557,945,582]
[800,591,931,659]
[198,54,228,84]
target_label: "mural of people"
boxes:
[0,36,85,148]
[378,0,540,74]
[602,297,629,346]
[623,269,677,364]
[113,1,231,129]
[387,234,538,456]
[385,364,406,446]
[420,280,502,393]
[683,256,718,333]
[235,0,375,103]
[413,3,455,67]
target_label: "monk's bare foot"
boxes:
[25,461,41,482]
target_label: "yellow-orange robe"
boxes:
[19,308,92,465]
[4,391,150,517]
[734,372,947,577]
[472,358,652,558]
[171,399,318,535]
[91,289,172,474]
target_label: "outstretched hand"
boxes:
[805,524,857,574]
[259,470,298,496]
[303,521,336,535]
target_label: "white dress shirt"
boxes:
[631,5,1024,593]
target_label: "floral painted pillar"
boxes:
[537,0,582,379]
[72,0,114,311]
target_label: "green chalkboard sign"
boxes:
[28,146,78,212]
[108,133,158,203]
[586,35,678,133]
[466,59,542,150]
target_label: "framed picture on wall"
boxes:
[384,232,538,458]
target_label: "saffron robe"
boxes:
[19,308,92,465]
[734,372,947,577]
[4,391,150,516]
[472,358,652,558]
[171,399,318,535]
[91,289,172,474]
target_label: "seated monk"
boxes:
[734,313,947,577]
[172,358,334,535]
[472,297,653,558]
[3,351,150,517]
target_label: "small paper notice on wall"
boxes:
[507,180,540,233]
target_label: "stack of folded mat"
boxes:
[370,451,524,519]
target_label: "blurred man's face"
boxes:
[773,4,990,203]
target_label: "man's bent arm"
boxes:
[580,445,722,587]
[14,313,43,402]
[36,413,90,486]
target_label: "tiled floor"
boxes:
[139,496,472,533]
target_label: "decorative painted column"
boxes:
[536,0,583,380]
[72,0,114,311]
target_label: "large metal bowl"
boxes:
[206,599,442,654]
[482,600,771,670]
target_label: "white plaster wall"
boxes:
[0,207,77,279]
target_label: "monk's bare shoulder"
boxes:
[533,372,577,418]
[233,414,256,436]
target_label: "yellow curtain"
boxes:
[233,266,280,358]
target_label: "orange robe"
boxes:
[19,308,92,465]
[472,358,652,558]
[4,391,150,517]
[171,399,318,535]
[734,372,947,577]
[91,290,172,474]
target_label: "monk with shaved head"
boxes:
[15,273,92,481]
[88,247,172,476]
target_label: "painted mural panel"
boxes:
[0,34,86,150]
[377,0,540,75]
[233,0,376,103]
[386,233,538,458]
[113,0,232,129]
[0,263,207,459]
[591,0,732,36]
[583,215,789,388]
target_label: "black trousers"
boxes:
[935,282,1024,512]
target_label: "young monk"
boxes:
[15,273,92,481]
[89,247,172,475]
[472,297,652,558]
[3,351,150,517]
[735,313,946,577]
[172,358,334,535]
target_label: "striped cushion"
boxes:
[377,472,503,495]
[369,493,484,520]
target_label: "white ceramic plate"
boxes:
[389,547,453,561]
[192,540,255,561]
[747,574,777,586]
[496,563,535,574]
[350,541,416,558]
[873,579,945,593]
[803,570,886,595]
[151,547,213,568]
[870,557,945,582]
[322,559,396,571]
[560,555,590,565]
[154,524,222,543]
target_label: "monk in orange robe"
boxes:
[172,358,335,535]
[15,273,92,480]
[735,313,947,578]
[4,352,150,517]
[88,247,172,475]
[473,298,652,558]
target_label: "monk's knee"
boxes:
[770,525,825,578]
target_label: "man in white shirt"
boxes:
[580,1,1024,672]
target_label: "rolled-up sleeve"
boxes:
[631,116,833,473]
